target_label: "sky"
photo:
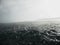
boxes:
[0,0,60,23]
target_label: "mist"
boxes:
[0,0,60,23]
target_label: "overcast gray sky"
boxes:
[0,0,60,23]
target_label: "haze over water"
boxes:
[0,0,60,23]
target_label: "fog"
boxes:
[0,0,60,23]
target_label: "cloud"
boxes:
[0,0,60,23]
